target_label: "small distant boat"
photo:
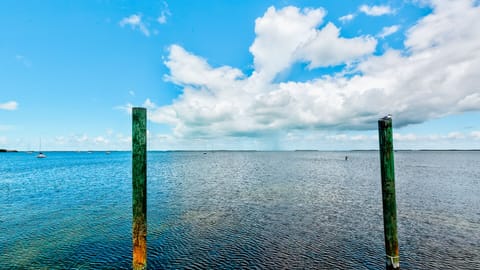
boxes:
[106,151,111,155]
[36,138,46,158]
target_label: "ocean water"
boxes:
[0,151,479,269]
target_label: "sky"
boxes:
[1,0,480,151]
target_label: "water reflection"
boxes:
[0,151,479,269]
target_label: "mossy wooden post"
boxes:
[132,107,147,270]
[378,115,400,270]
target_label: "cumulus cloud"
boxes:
[150,1,480,140]
[142,98,157,109]
[0,101,18,111]
[119,14,150,36]
[339,13,355,23]
[249,6,376,81]
[359,5,394,16]
[378,25,400,38]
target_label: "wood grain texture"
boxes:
[132,107,147,270]
[378,117,400,270]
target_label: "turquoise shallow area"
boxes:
[0,151,479,269]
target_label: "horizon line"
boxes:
[2,149,480,153]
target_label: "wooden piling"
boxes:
[132,107,147,270]
[378,115,400,270]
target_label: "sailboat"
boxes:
[37,138,46,158]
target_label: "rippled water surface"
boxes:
[1,151,479,269]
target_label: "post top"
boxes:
[132,107,147,110]
[380,114,392,120]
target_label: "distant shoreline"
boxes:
[1,149,479,153]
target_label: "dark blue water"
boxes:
[0,151,479,269]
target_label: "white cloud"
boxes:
[55,136,67,145]
[117,133,132,144]
[326,134,348,141]
[157,14,167,24]
[115,99,156,115]
[143,98,157,109]
[378,25,400,38]
[119,14,150,37]
[446,131,465,139]
[120,14,140,26]
[0,125,14,131]
[149,1,480,141]
[350,134,372,141]
[471,131,480,139]
[387,131,480,149]
[359,5,394,16]
[296,22,377,69]
[0,101,18,111]
[339,13,355,23]
[157,1,171,24]
[393,131,480,142]
[94,136,109,144]
[394,133,417,141]
[163,44,245,89]
[405,1,477,52]
[115,103,134,114]
[75,134,89,143]
[0,136,6,145]
[249,6,376,81]
[326,134,375,142]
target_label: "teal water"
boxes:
[0,151,479,269]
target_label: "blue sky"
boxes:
[1,0,480,150]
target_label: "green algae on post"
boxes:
[378,115,400,270]
[132,107,147,270]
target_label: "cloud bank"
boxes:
[150,1,480,140]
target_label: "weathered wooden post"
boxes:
[132,107,147,270]
[378,115,400,270]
